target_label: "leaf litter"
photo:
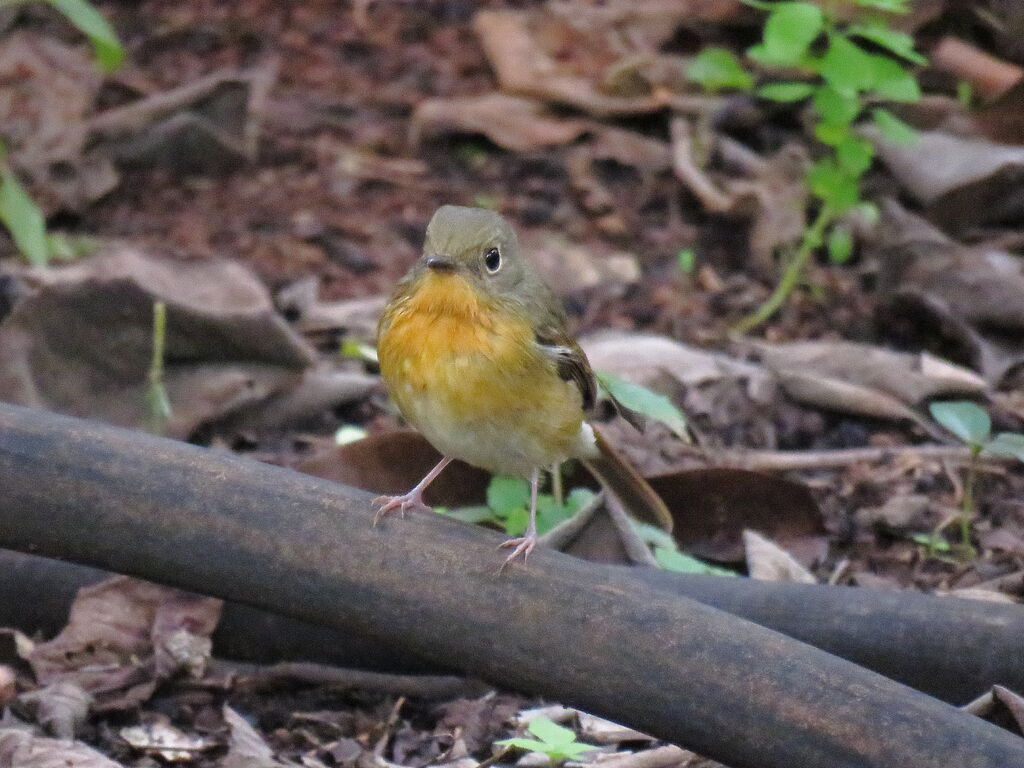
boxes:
[0,0,1023,766]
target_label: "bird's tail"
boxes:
[581,429,673,532]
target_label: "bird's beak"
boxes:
[425,255,456,272]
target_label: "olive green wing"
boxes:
[534,324,597,412]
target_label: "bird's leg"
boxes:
[500,467,540,566]
[373,457,452,525]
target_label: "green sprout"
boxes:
[633,521,735,576]
[496,716,597,765]
[0,1,124,264]
[687,0,926,331]
[438,476,596,537]
[928,400,1024,556]
[145,301,172,435]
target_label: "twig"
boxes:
[669,117,735,212]
[210,660,487,699]
[605,494,659,567]
[930,37,1023,101]
[591,745,697,768]
[538,490,603,550]
[674,444,1015,472]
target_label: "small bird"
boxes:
[375,205,672,565]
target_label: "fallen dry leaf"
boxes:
[29,577,221,713]
[755,340,988,422]
[0,247,315,438]
[647,468,826,565]
[120,718,216,763]
[0,729,125,768]
[411,93,588,152]
[222,705,283,768]
[743,530,817,584]
[0,32,116,214]
[296,429,490,508]
[866,127,1024,232]
[871,201,1024,384]
[18,681,91,740]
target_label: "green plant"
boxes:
[687,0,925,331]
[496,716,597,765]
[2,0,124,70]
[633,521,735,575]
[595,372,689,442]
[928,400,1024,555]
[677,248,697,275]
[145,301,172,435]
[438,475,597,536]
[0,1,124,264]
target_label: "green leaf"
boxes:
[853,0,911,15]
[910,532,951,552]
[807,157,860,214]
[654,547,734,575]
[339,338,379,363]
[872,108,917,145]
[813,86,861,127]
[757,82,814,102]
[0,167,48,266]
[757,2,824,66]
[836,136,874,175]
[596,372,689,441]
[686,48,753,92]
[486,476,530,516]
[957,80,974,109]
[929,401,991,446]
[986,433,1024,462]
[847,24,926,65]
[827,225,854,264]
[437,505,500,524]
[819,35,877,94]
[47,0,125,72]
[869,55,921,102]
[528,717,577,746]
[632,521,678,550]
[813,121,850,147]
[677,248,696,274]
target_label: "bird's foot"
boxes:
[498,533,538,570]
[372,491,432,526]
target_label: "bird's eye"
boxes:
[483,247,501,273]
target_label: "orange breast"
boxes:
[377,272,584,474]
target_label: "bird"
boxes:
[375,205,672,565]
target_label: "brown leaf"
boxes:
[647,468,826,565]
[0,33,116,214]
[0,247,314,438]
[29,577,221,712]
[871,201,1024,384]
[866,127,1024,232]
[756,340,987,420]
[0,729,125,768]
[296,429,490,508]
[222,705,283,768]
[743,530,817,583]
[411,93,588,152]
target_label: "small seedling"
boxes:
[439,476,596,537]
[633,521,735,576]
[928,400,1024,555]
[677,248,697,275]
[0,1,123,264]
[687,0,926,331]
[496,716,597,765]
[145,301,172,435]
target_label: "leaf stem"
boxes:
[733,205,833,333]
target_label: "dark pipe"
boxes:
[4,550,1021,705]
[0,404,1021,768]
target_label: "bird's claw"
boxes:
[372,492,432,526]
[498,534,538,570]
